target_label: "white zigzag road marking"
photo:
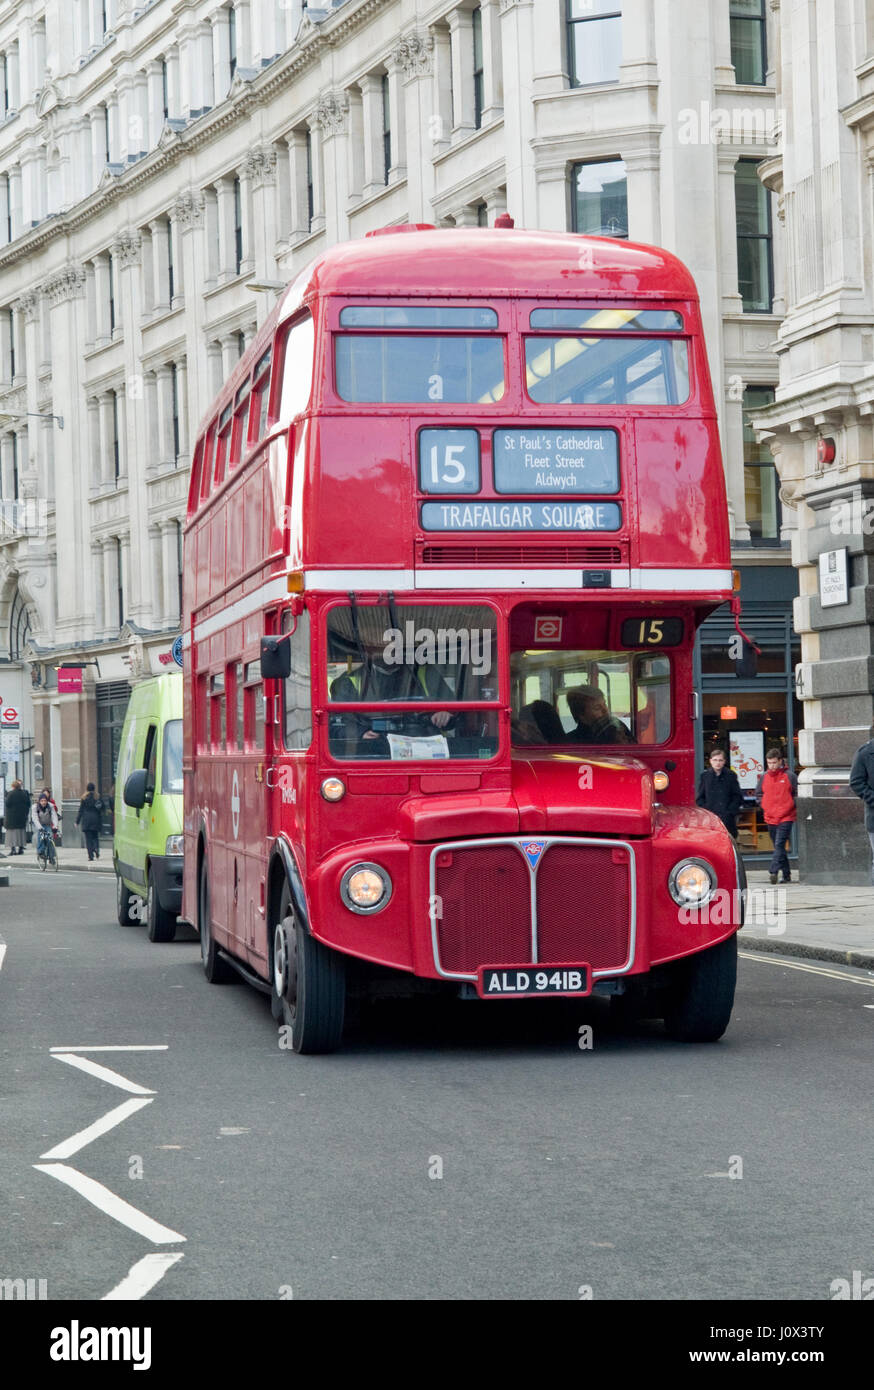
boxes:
[52,1051,156,1094]
[37,1043,187,1289]
[102,1252,185,1301]
[34,1164,186,1244]
[40,1098,154,1161]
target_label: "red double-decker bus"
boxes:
[182,224,742,1053]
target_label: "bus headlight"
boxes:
[321,777,346,802]
[340,863,392,914]
[668,859,716,907]
[653,770,670,792]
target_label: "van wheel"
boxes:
[147,867,177,943]
[116,875,137,927]
[663,934,737,1043]
[274,883,345,1054]
[199,860,234,984]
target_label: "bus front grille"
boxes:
[432,839,634,979]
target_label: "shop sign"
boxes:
[819,548,849,607]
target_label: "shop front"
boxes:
[695,565,800,864]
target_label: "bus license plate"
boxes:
[478,965,591,999]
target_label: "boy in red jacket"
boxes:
[756,748,798,884]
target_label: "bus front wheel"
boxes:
[273,884,345,1054]
[663,933,737,1043]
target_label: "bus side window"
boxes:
[232,381,249,467]
[210,672,225,747]
[196,673,209,751]
[277,313,315,424]
[234,662,244,748]
[245,661,263,749]
[283,610,311,751]
[251,347,272,441]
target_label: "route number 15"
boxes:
[419,429,480,495]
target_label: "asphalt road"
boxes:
[1,867,872,1301]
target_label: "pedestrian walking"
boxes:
[75,783,103,862]
[696,747,744,838]
[849,722,874,886]
[4,779,31,855]
[755,748,797,884]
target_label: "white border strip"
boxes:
[192,576,288,643]
[0,937,6,974]
[40,1098,153,1161]
[52,1052,156,1096]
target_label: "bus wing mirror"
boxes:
[123,769,148,810]
[261,636,291,681]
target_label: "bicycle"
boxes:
[36,826,59,872]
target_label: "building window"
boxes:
[171,364,180,461]
[161,58,169,119]
[736,159,773,312]
[476,202,488,227]
[473,7,484,128]
[233,176,242,274]
[104,105,111,164]
[228,6,237,80]
[175,520,183,616]
[11,430,18,498]
[382,74,391,183]
[116,537,124,627]
[571,158,628,238]
[731,0,767,85]
[236,330,246,359]
[567,1,622,87]
[7,307,14,378]
[111,390,120,480]
[108,254,116,333]
[743,386,781,545]
[305,129,314,227]
[167,219,175,301]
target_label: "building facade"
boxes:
[753,0,874,882]
[0,0,794,834]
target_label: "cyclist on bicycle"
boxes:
[32,792,59,861]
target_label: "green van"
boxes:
[114,672,184,942]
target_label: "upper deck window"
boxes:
[524,334,690,406]
[336,334,505,404]
[531,308,683,332]
[339,306,498,329]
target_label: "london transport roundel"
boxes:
[2,706,18,723]
[172,636,184,667]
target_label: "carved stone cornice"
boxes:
[42,264,86,305]
[172,190,205,228]
[241,146,278,188]
[313,90,349,136]
[113,228,142,267]
[17,289,41,323]
[391,30,435,80]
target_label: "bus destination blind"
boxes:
[493,428,619,495]
[421,501,622,532]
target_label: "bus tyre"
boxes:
[116,875,137,927]
[199,861,234,984]
[663,933,737,1043]
[147,867,177,943]
[274,884,345,1054]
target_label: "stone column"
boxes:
[145,370,159,472]
[207,340,223,397]
[93,252,111,343]
[346,85,365,204]
[165,46,180,120]
[235,0,252,70]
[161,520,179,625]
[285,130,311,238]
[119,533,130,626]
[7,163,22,239]
[212,9,231,102]
[429,22,452,155]
[92,538,106,635]
[0,302,12,380]
[169,212,183,303]
[146,60,164,148]
[103,537,118,631]
[115,386,127,482]
[87,396,100,487]
[89,108,105,188]
[175,357,189,463]
[89,0,103,49]
[98,391,114,487]
[220,334,238,378]
[148,524,163,627]
[717,150,745,315]
[359,76,386,196]
[448,8,476,139]
[497,0,536,223]
[6,42,19,110]
[150,217,170,310]
[155,365,174,465]
[305,117,325,234]
[480,0,503,124]
[216,176,236,279]
[0,433,13,497]
[385,53,406,183]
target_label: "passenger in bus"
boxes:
[565,686,634,745]
[512,700,566,746]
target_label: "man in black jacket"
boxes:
[696,748,744,839]
[75,783,103,862]
[849,724,874,885]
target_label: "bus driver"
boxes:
[329,655,455,756]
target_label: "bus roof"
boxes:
[277,228,700,323]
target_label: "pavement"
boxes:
[1,847,871,968]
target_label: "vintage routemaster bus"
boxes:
[182,224,743,1053]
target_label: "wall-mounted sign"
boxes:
[0,728,20,760]
[720,706,738,721]
[420,501,622,532]
[730,731,764,791]
[58,668,83,694]
[819,548,849,608]
[493,429,619,495]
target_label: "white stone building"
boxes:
[0,0,792,821]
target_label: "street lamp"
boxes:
[0,410,64,429]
